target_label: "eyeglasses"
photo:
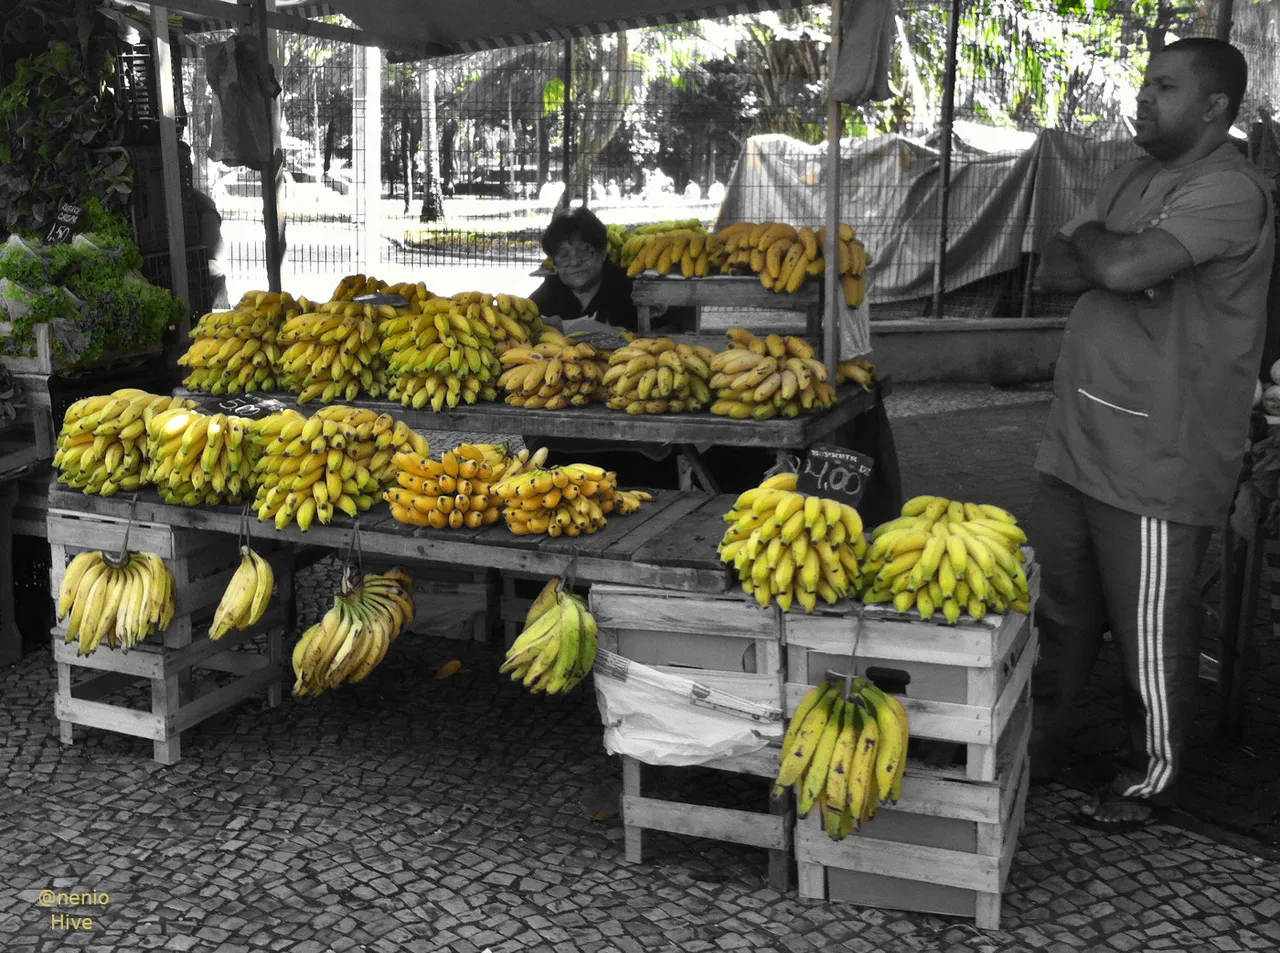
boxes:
[552,245,603,267]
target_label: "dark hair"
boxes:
[541,207,608,256]
[1162,38,1248,123]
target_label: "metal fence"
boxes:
[176,3,1280,314]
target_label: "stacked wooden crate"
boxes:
[47,503,290,765]
[589,583,791,890]
[783,560,1039,929]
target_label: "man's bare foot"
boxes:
[1075,793,1155,832]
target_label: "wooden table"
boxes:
[47,483,735,595]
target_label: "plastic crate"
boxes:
[47,355,177,433]
[115,39,187,145]
[141,245,213,319]
[127,144,199,254]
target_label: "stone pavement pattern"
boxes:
[2,385,1279,952]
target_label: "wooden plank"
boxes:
[632,494,737,569]
[169,663,279,733]
[623,757,644,863]
[591,586,776,641]
[165,604,285,676]
[787,612,996,668]
[783,681,994,745]
[171,387,876,450]
[888,772,1004,825]
[605,493,712,560]
[55,695,164,741]
[794,825,1002,894]
[69,671,142,703]
[623,795,789,851]
[630,275,821,310]
[52,639,164,679]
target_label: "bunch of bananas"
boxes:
[210,547,276,639]
[709,330,836,420]
[862,495,1031,622]
[277,300,386,403]
[329,274,429,307]
[292,567,415,694]
[178,291,302,394]
[54,391,198,496]
[493,461,626,536]
[384,443,508,529]
[837,358,876,391]
[381,293,543,409]
[57,550,176,655]
[602,337,716,413]
[715,221,870,306]
[621,225,717,278]
[718,471,866,612]
[497,334,608,409]
[144,410,255,505]
[249,408,429,530]
[499,577,598,694]
[774,678,910,839]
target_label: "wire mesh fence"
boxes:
[171,3,1279,316]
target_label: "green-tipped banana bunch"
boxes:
[773,677,910,840]
[291,567,415,695]
[621,224,716,278]
[57,550,176,655]
[178,291,302,394]
[210,547,276,639]
[144,409,255,505]
[277,299,386,403]
[715,221,870,306]
[493,459,623,537]
[250,407,429,531]
[380,295,509,410]
[862,495,1030,622]
[499,577,598,694]
[497,332,608,409]
[718,471,866,613]
[709,329,837,420]
[54,390,198,496]
[602,337,715,414]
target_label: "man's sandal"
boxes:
[1073,792,1159,833]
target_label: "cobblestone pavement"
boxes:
[3,387,1279,952]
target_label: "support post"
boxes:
[151,6,190,335]
[253,0,284,292]
[355,46,384,273]
[1216,0,1235,40]
[823,0,842,383]
[929,0,962,320]
[562,39,574,208]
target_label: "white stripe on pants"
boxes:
[1126,517,1173,798]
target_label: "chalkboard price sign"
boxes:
[197,394,292,420]
[353,293,409,309]
[44,202,84,245]
[796,443,875,507]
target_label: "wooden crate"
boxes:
[794,697,1032,930]
[48,509,290,765]
[590,583,791,890]
[364,556,497,642]
[784,561,1039,783]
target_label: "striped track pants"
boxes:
[1028,473,1213,804]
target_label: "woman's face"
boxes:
[552,238,606,291]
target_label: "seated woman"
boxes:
[530,207,640,330]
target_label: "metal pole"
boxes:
[929,0,962,319]
[823,0,842,383]
[151,6,190,334]
[562,39,574,207]
[1216,0,1235,40]
[253,0,283,292]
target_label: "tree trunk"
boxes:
[536,110,549,186]
[507,85,517,198]
[441,120,457,195]
[418,65,444,222]
[402,114,412,215]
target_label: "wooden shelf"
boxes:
[47,482,735,595]
[630,274,821,309]
[173,386,878,450]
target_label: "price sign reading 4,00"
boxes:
[796,444,876,508]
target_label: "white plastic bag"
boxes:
[593,649,783,767]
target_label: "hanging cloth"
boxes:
[206,35,279,168]
[831,0,897,105]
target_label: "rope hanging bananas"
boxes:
[709,330,837,420]
[210,547,276,640]
[500,577,598,694]
[862,495,1030,622]
[385,443,508,529]
[291,567,415,695]
[602,337,715,414]
[718,471,865,612]
[774,678,910,840]
[55,391,198,497]
[57,550,176,655]
[178,291,301,395]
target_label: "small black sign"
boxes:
[44,202,84,245]
[796,443,875,507]
[353,293,410,309]
[197,394,292,420]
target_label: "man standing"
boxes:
[1031,38,1275,830]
